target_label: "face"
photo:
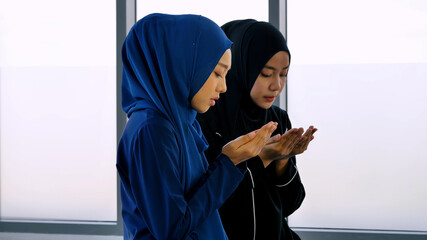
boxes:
[191,49,232,113]
[250,51,290,109]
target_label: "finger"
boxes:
[305,133,316,147]
[282,128,302,139]
[252,122,277,146]
[302,126,314,137]
[266,134,281,145]
[292,128,304,144]
[305,127,317,143]
[230,130,256,148]
[249,122,277,138]
[302,130,315,149]
[282,128,299,136]
[292,137,305,150]
[279,129,299,148]
[297,127,304,136]
[312,128,318,135]
[279,128,297,140]
[236,122,273,148]
[305,126,318,140]
[280,128,302,147]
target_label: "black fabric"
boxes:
[197,19,305,240]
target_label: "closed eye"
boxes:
[261,73,272,77]
[215,72,223,78]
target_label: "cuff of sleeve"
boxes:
[217,153,247,175]
[272,157,297,186]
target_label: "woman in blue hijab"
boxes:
[116,14,277,240]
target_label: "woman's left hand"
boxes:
[290,125,317,156]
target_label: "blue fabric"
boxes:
[117,14,243,240]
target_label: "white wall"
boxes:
[0,0,117,222]
[286,0,427,232]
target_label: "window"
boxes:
[137,0,268,27]
[286,0,427,232]
[0,0,117,224]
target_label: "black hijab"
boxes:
[197,20,304,240]
[198,19,291,155]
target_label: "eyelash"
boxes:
[261,73,288,78]
[215,72,223,78]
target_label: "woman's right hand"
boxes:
[222,122,278,165]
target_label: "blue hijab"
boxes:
[121,13,232,151]
[118,14,239,239]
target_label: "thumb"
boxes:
[238,130,256,146]
[227,130,256,149]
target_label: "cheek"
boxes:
[213,81,220,92]
[251,85,264,101]
[250,87,258,101]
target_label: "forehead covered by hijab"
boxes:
[121,13,232,118]
[221,19,290,94]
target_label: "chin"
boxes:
[257,102,272,109]
[197,106,210,113]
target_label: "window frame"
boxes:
[1,0,425,238]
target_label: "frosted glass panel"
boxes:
[0,0,117,222]
[137,0,268,27]
[286,0,427,231]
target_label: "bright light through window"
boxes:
[137,0,268,27]
[287,0,427,231]
[0,0,117,222]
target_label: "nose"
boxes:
[217,77,227,93]
[269,74,281,91]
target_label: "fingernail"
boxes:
[248,132,256,139]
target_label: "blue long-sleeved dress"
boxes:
[117,13,240,239]
[117,109,245,239]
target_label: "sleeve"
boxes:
[267,108,306,217]
[129,120,245,239]
[196,111,225,165]
[267,158,305,217]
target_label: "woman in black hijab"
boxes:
[197,19,317,240]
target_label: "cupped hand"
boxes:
[258,128,304,166]
[222,122,278,165]
[290,125,317,156]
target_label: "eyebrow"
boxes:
[264,64,289,71]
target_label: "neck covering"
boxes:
[200,19,290,142]
[121,13,232,151]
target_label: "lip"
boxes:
[264,96,275,102]
[210,97,219,106]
